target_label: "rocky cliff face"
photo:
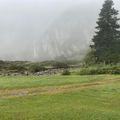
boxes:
[34,6,96,61]
[0,1,106,61]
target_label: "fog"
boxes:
[0,0,120,61]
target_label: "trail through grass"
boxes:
[0,75,120,120]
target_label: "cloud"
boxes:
[0,0,119,61]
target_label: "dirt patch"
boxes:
[0,78,120,98]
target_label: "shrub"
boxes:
[53,62,69,69]
[8,65,26,72]
[0,60,4,64]
[79,66,120,75]
[30,64,46,73]
[82,49,96,66]
[61,70,71,75]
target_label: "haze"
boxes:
[0,0,120,61]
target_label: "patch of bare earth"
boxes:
[0,78,120,98]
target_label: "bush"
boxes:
[53,62,69,69]
[79,66,120,75]
[83,49,96,66]
[61,70,71,75]
[30,64,46,73]
[8,65,26,72]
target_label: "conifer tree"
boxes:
[91,0,120,64]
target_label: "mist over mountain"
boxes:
[0,0,119,61]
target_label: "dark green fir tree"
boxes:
[91,0,120,64]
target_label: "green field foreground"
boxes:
[0,75,120,120]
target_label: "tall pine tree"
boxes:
[91,0,120,64]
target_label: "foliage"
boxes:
[30,64,46,73]
[0,60,78,75]
[90,0,120,64]
[61,69,71,75]
[83,49,96,66]
[53,62,69,69]
[79,65,120,75]
[8,65,26,72]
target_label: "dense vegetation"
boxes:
[89,0,120,64]
[0,60,73,75]
[79,64,120,75]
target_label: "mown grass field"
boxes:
[0,75,120,120]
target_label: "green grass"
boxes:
[0,75,120,120]
[0,75,119,89]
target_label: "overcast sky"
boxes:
[0,0,120,61]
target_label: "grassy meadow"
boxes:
[0,75,120,120]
